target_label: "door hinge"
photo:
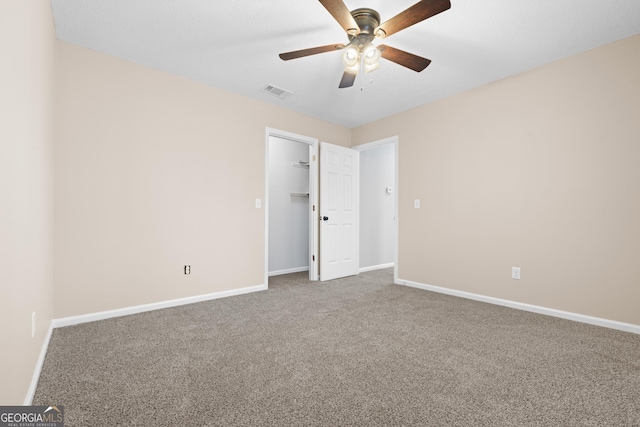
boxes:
[313,155,316,161]
[313,204,316,211]
[312,255,315,261]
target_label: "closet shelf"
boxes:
[290,192,310,197]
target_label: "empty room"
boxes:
[1,0,639,425]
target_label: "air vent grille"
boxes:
[262,84,293,100]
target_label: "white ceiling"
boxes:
[51,0,640,128]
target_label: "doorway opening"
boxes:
[264,128,318,287]
[354,136,399,283]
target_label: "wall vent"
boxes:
[261,84,293,100]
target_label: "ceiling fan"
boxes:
[279,0,451,88]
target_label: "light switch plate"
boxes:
[414,199,421,209]
[255,198,262,209]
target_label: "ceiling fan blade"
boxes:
[378,45,431,72]
[279,44,345,61]
[319,0,360,35]
[338,70,357,88]
[375,0,451,38]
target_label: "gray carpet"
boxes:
[34,269,640,426]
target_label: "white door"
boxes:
[319,142,359,281]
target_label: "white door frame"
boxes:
[353,135,399,284]
[264,128,319,287]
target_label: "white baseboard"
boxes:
[268,267,309,277]
[24,322,54,405]
[399,278,640,335]
[52,284,267,328]
[360,262,394,273]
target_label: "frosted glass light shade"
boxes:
[342,46,360,67]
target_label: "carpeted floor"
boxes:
[34,269,640,426]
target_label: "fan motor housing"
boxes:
[350,8,380,38]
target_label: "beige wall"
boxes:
[0,0,55,404]
[353,34,640,326]
[54,42,350,318]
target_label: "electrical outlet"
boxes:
[255,198,262,209]
[414,199,421,209]
[32,312,36,338]
[512,267,521,280]
[184,265,191,275]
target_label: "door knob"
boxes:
[321,216,329,221]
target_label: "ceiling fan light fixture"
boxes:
[362,43,381,73]
[363,43,380,64]
[345,64,360,75]
[342,45,360,67]
[365,62,379,74]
